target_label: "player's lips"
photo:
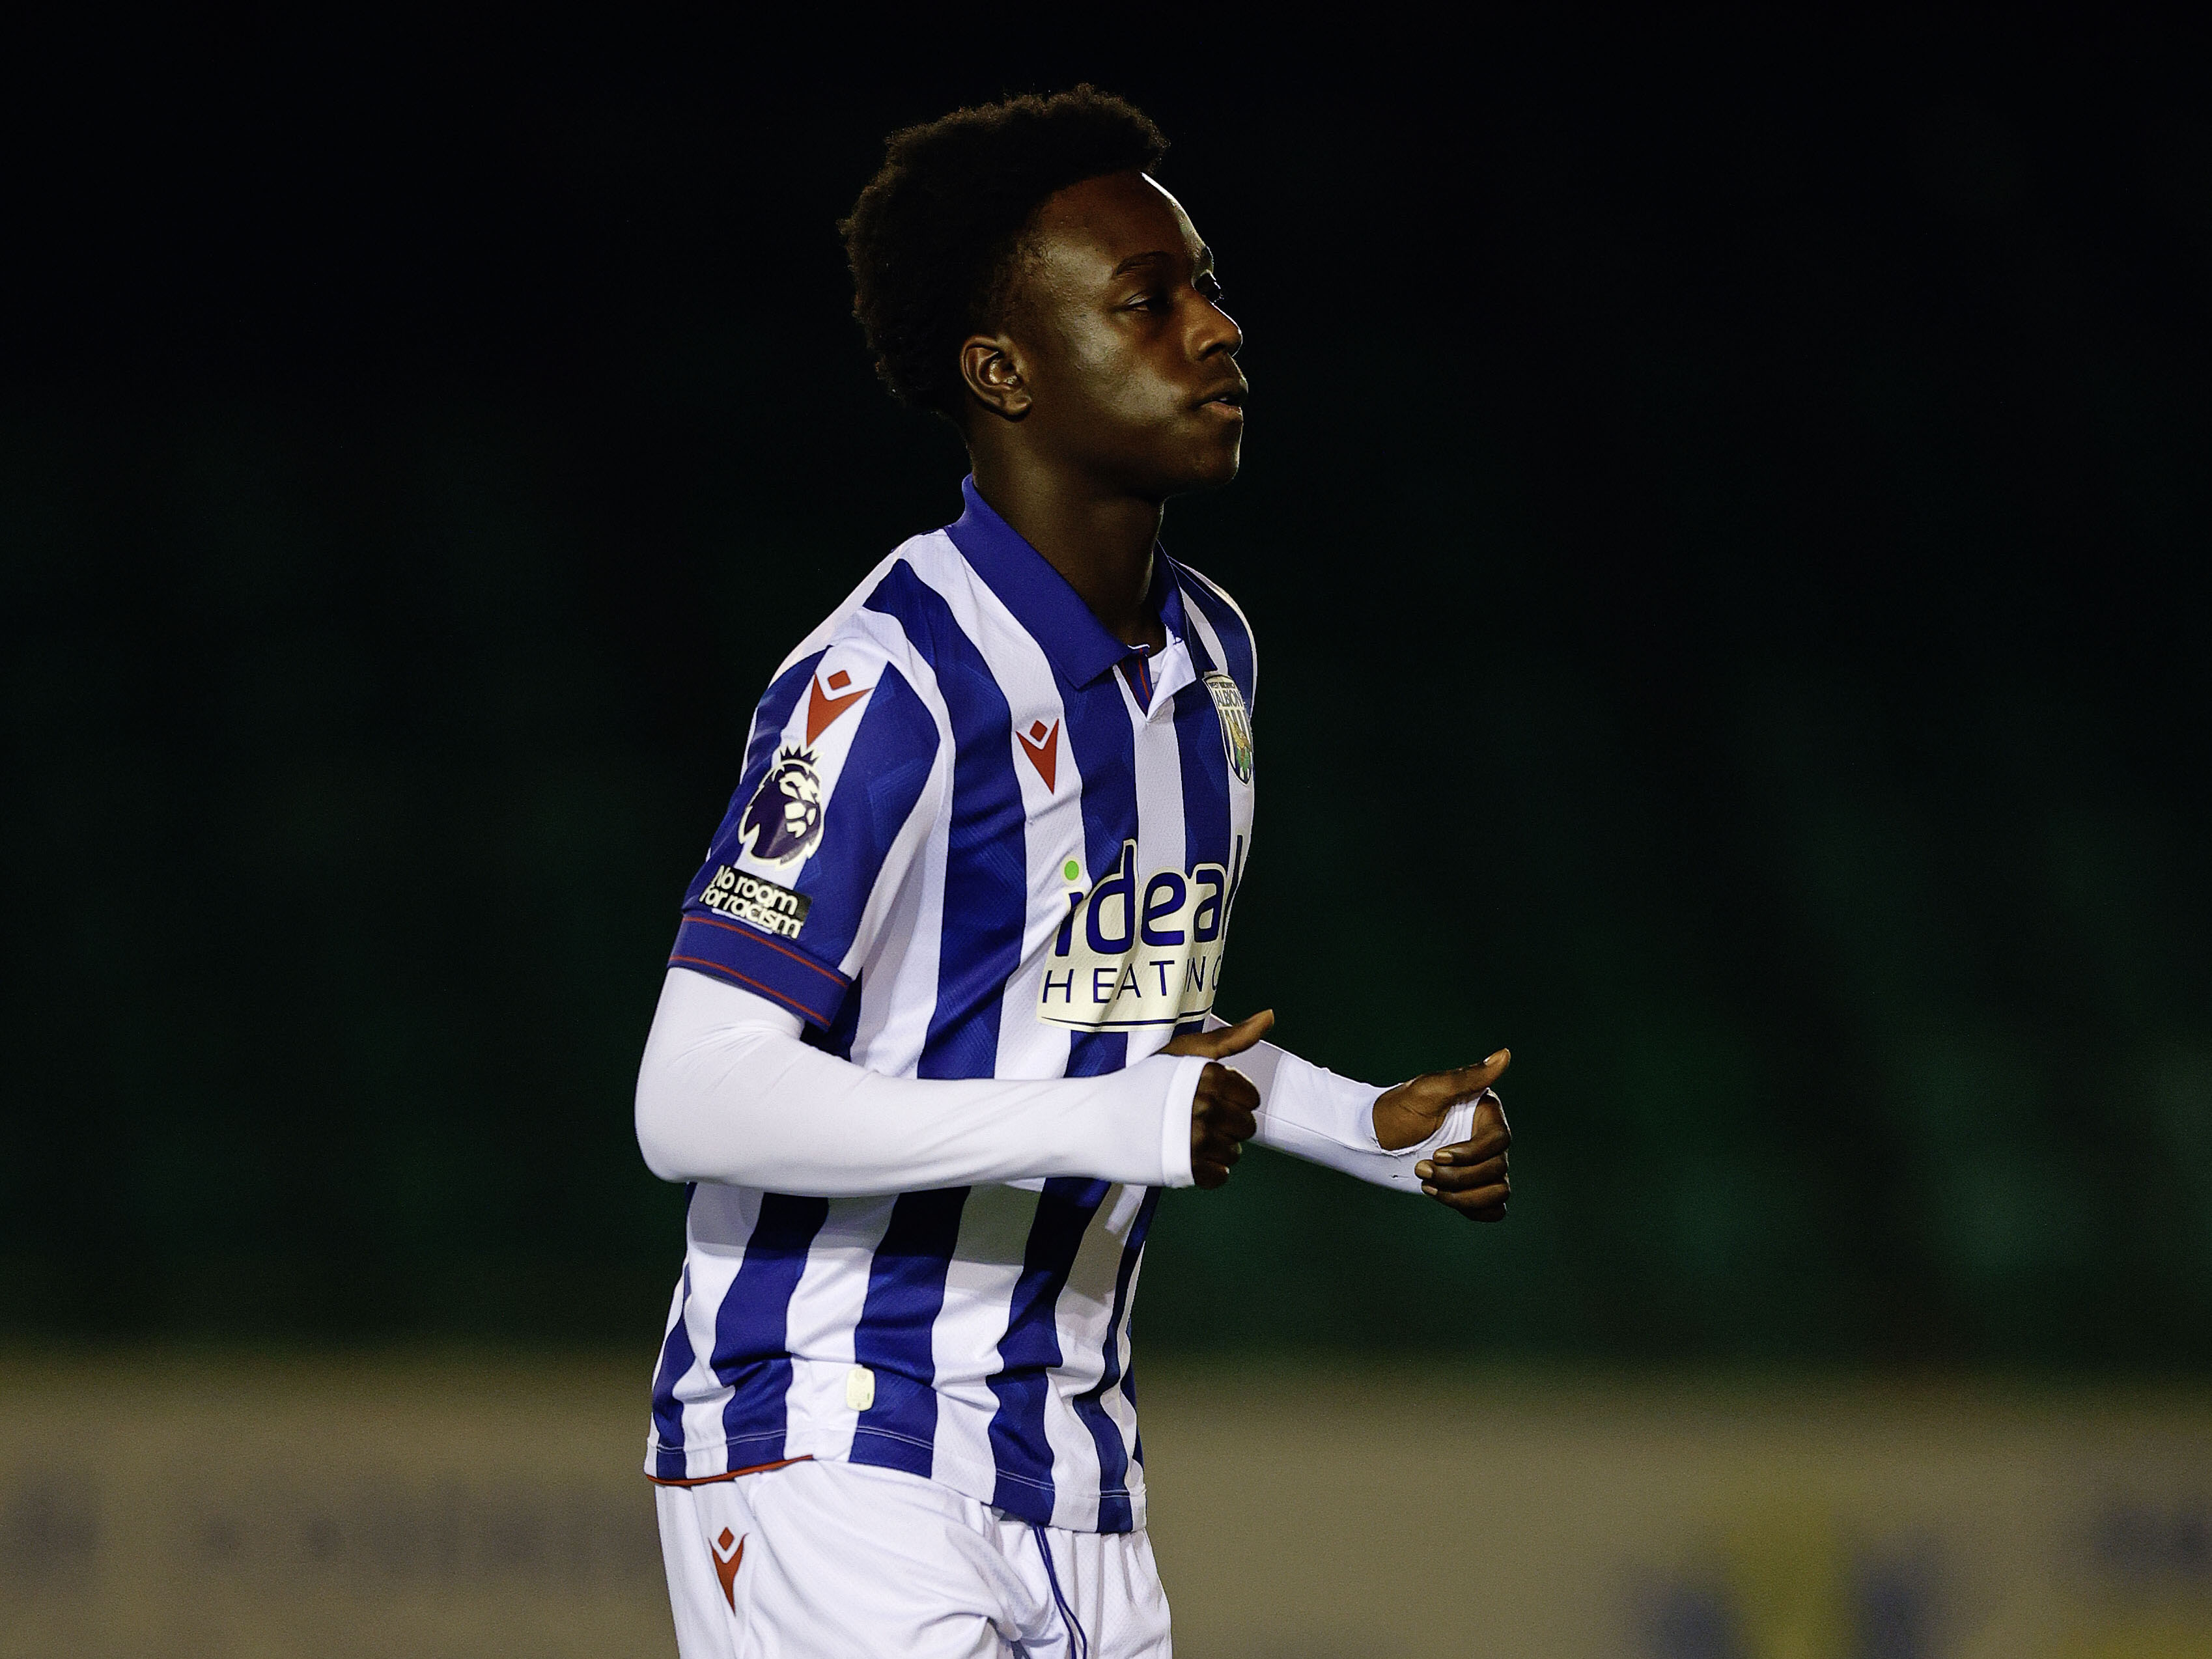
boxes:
[1194,380,1247,419]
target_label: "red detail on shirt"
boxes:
[646,1453,816,1488]
[1018,719,1059,791]
[805,672,871,744]
[1119,650,1153,709]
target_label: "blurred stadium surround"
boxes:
[7,21,2211,1369]
[5,20,2211,1659]
[4,1352,2210,1658]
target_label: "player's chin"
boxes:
[1161,433,1242,495]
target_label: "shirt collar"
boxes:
[944,475,1189,690]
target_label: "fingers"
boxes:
[1434,1186,1510,1221]
[1189,1059,1261,1190]
[1162,1009,1276,1060]
[1193,1115,1255,1168]
[1416,1133,1510,1220]
[1395,1100,1509,1171]
[1390,1059,1512,1221]
[1190,1140,1244,1187]
[1200,1059,1260,1122]
[1421,1168,1510,1217]
[1414,1150,1507,1191]
[1426,1108,1511,1169]
[1194,1093,1257,1164]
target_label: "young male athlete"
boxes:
[634,87,1513,1658]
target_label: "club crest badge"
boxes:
[1203,671,1253,784]
[738,746,826,866]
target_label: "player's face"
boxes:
[1006,171,1245,497]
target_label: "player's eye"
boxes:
[1125,290,1171,314]
[1196,273,1224,301]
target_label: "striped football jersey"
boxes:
[646,477,1258,1532]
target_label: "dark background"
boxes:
[4,18,2206,1367]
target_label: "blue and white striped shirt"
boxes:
[646,477,1258,1532]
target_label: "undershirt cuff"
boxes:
[1157,1053,1209,1188]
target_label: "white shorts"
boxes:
[656,1457,1173,1658]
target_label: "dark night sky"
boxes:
[4,18,2208,1363]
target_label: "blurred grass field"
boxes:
[5,1349,2211,1658]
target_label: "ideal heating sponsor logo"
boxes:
[698,864,811,940]
[1037,838,1242,1030]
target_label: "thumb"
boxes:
[1162,1009,1276,1060]
[1440,1048,1511,1104]
[1460,1057,1513,1097]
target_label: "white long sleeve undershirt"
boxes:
[635,968,1482,1199]
[1209,1016,1487,1193]
[636,968,1206,1195]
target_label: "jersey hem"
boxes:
[643,1454,814,1488]
[641,1431,1148,1534]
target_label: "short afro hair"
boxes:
[841,86,1169,421]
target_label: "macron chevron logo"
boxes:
[712,1527,745,1610]
[1018,718,1059,790]
[805,669,869,744]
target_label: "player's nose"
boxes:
[1194,297,1242,359]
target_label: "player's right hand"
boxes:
[1164,1010,1272,1189]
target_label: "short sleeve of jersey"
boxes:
[668,637,943,1030]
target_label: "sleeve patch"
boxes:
[695,865,811,940]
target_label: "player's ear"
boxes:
[959,333,1031,422]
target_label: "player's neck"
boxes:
[968,459,1166,652]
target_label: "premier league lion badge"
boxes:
[738,745,827,866]
[1202,671,1253,784]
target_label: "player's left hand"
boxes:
[1373,1051,1513,1222]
